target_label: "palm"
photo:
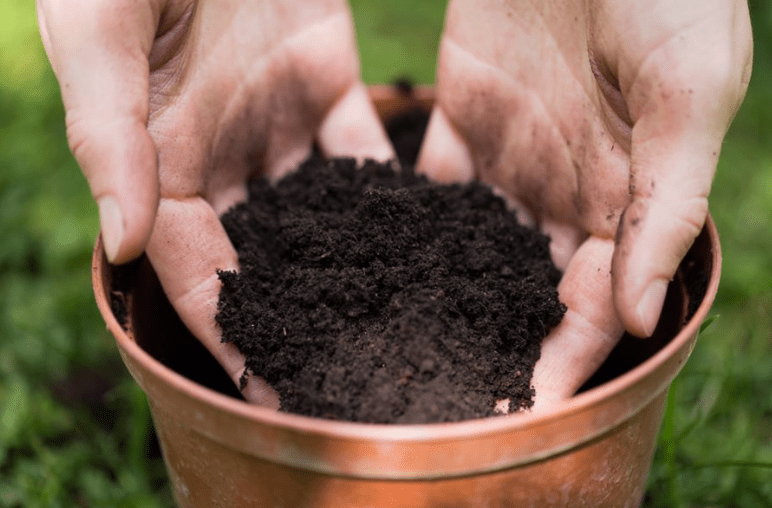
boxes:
[148,0,387,213]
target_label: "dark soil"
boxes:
[216,155,566,424]
[385,106,430,166]
[385,78,430,167]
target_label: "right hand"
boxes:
[418,0,751,409]
[37,0,394,404]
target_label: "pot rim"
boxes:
[92,215,720,444]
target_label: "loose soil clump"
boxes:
[216,155,566,424]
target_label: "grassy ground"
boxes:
[1,0,770,506]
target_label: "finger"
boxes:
[265,130,316,182]
[541,218,587,272]
[145,197,280,407]
[612,6,752,338]
[417,105,542,232]
[265,7,393,175]
[317,82,396,163]
[37,0,161,263]
[416,105,476,183]
[531,236,624,411]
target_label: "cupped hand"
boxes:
[37,0,394,404]
[418,0,752,409]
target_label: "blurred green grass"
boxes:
[1,0,771,506]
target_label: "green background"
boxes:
[1,1,771,506]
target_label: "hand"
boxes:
[418,0,752,409]
[37,0,394,404]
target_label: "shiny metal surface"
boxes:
[92,87,721,507]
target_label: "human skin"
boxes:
[38,0,752,412]
[36,0,394,405]
[417,0,752,408]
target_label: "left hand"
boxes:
[37,0,394,404]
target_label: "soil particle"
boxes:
[216,156,566,424]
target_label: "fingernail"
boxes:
[636,279,669,337]
[98,196,124,263]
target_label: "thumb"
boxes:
[611,136,715,338]
[612,80,735,337]
[611,1,752,337]
[612,141,718,337]
[37,0,160,263]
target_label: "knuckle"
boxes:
[673,196,708,241]
[64,111,94,167]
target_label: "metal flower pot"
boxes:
[92,86,721,508]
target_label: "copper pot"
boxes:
[92,86,721,508]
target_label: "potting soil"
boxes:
[216,152,566,424]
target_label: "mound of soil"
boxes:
[216,153,565,424]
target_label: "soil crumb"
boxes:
[216,157,565,423]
